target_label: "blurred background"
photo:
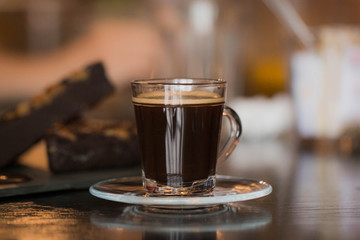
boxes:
[1,0,360,154]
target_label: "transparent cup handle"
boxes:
[218,105,242,164]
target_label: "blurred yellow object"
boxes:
[247,57,287,96]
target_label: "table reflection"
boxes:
[91,203,272,239]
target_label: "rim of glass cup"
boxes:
[131,78,226,86]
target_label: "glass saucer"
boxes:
[89,175,272,208]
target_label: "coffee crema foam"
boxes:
[132,91,224,105]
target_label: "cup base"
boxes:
[136,204,228,214]
[143,175,215,196]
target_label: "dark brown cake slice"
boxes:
[0,62,114,168]
[45,119,140,173]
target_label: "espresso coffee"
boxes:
[133,92,224,189]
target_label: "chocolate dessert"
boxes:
[46,119,140,172]
[0,62,114,168]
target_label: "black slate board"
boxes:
[0,141,141,198]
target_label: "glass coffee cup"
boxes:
[131,78,241,196]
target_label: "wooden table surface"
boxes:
[1,140,360,240]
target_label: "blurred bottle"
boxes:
[292,26,360,140]
[291,24,360,157]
